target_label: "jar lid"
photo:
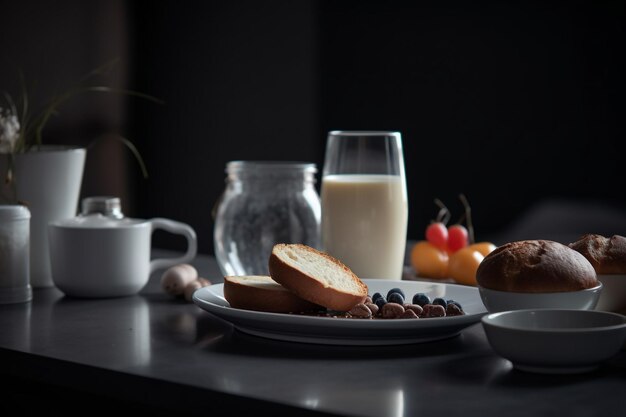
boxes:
[225,161,317,181]
[81,196,124,219]
[0,205,31,221]
[226,161,317,172]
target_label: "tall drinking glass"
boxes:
[321,131,408,280]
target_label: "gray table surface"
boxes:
[1,250,625,417]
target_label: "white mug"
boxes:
[48,215,197,298]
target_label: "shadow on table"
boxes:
[187,313,486,360]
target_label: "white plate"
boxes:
[193,279,487,345]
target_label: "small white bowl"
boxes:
[482,309,626,374]
[595,274,626,313]
[478,283,602,313]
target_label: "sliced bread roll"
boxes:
[269,243,368,312]
[223,275,323,313]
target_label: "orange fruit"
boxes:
[410,241,449,279]
[468,241,497,257]
[447,247,484,286]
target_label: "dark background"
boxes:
[1,0,625,255]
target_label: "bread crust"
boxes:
[269,244,368,311]
[223,275,323,313]
[476,240,598,293]
[568,234,626,274]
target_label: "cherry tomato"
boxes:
[447,224,469,253]
[425,222,448,250]
[410,241,449,279]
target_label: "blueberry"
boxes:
[387,287,405,299]
[388,292,405,305]
[447,300,462,310]
[374,296,388,309]
[372,292,384,302]
[412,293,430,307]
[432,298,447,308]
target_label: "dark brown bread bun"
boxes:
[476,240,599,293]
[568,234,626,274]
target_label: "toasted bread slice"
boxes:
[269,243,368,311]
[223,275,323,313]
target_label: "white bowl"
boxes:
[482,309,626,374]
[478,283,602,313]
[595,274,626,313]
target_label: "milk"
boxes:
[321,174,408,280]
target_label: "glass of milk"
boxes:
[321,131,408,280]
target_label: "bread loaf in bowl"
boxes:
[568,234,626,275]
[476,240,599,293]
[223,275,323,313]
[569,234,626,312]
[269,243,368,312]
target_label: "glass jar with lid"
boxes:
[213,161,321,276]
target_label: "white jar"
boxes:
[0,205,31,304]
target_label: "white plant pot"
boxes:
[1,146,86,288]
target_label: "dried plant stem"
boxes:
[88,134,149,179]
[459,193,474,244]
[434,198,451,225]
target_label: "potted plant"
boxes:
[0,60,160,288]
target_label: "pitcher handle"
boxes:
[148,218,198,273]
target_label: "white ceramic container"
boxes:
[478,284,602,313]
[595,274,626,313]
[482,309,626,374]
